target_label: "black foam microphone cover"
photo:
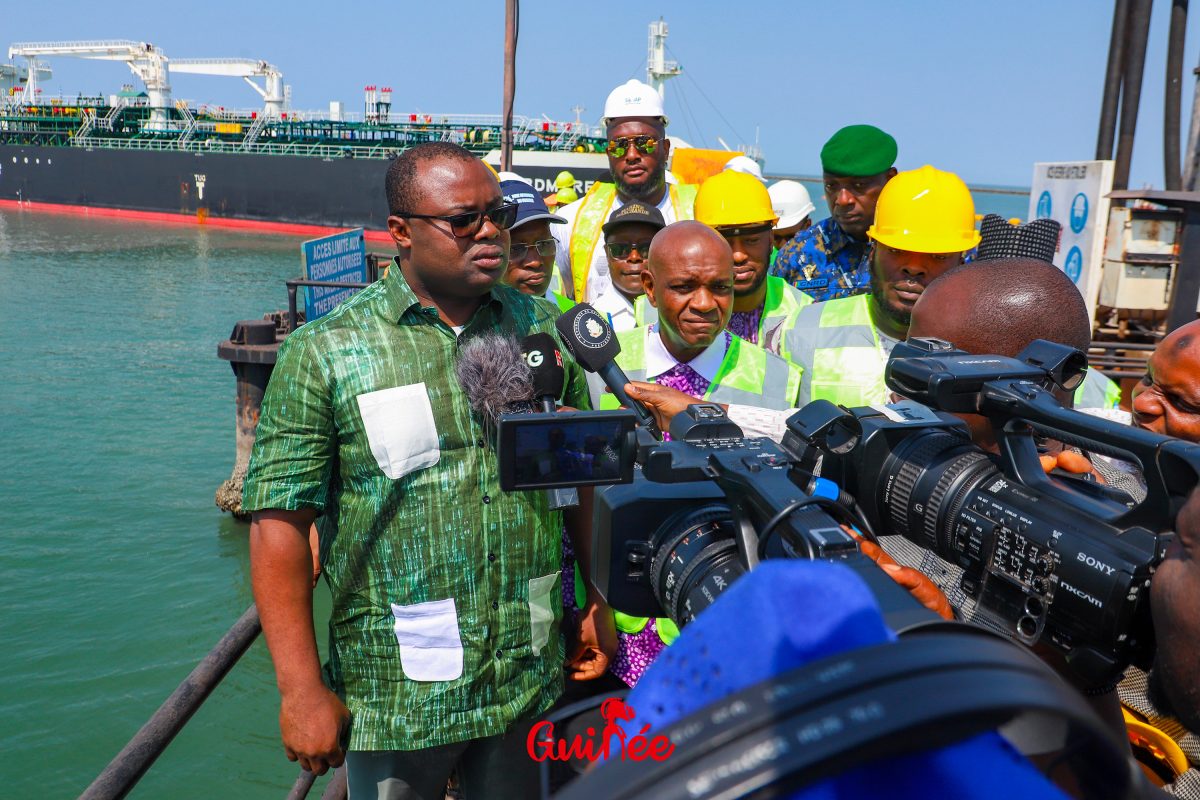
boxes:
[521,332,565,403]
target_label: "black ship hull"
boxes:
[0,144,606,232]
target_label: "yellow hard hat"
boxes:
[867,165,981,254]
[694,170,778,229]
[556,186,579,205]
[555,170,576,190]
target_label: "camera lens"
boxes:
[880,430,999,557]
[649,504,746,626]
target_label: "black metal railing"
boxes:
[78,604,346,800]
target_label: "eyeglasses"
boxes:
[394,202,519,238]
[509,239,557,261]
[606,136,658,158]
[604,240,653,259]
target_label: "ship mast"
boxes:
[646,19,681,101]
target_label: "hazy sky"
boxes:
[7,0,1197,188]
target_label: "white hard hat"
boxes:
[768,180,816,230]
[602,79,669,126]
[724,155,765,182]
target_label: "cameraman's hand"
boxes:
[1039,450,1106,484]
[856,535,954,621]
[567,596,618,681]
[621,382,712,432]
[280,684,350,776]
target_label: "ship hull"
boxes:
[0,144,608,233]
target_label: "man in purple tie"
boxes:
[592,220,801,686]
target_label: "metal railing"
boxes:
[77,604,346,800]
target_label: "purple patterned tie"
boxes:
[727,306,763,344]
[653,361,711,399]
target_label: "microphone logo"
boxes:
[573,309,612,350]
[524,349,544,368]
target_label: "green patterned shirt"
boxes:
[243,260,591,750]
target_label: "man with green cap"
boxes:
[771,124,898,302]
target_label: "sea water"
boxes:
[0,186,1028,799]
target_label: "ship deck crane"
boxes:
[169,58,286,119]
[7,40,172,128]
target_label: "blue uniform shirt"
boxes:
[771,216,871,302]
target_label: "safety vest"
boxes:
[786,294,890,408]
[786,294,1126,411]
[635,276,813,359]
[567,182,697,302]
[596,325,802,645]
[1075,370,1122,410]
[547,290,575,313]
[595,326,803,412]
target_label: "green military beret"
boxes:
[820,125,898,177]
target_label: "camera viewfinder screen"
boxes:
[511,419,628,488]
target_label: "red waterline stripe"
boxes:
[0,199,394,243]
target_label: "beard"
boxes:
[869,264,911,327]
[616,163,667,200]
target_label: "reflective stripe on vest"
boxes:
[636,276,812,360]
[1075,370,1122,410]
[568,183,697,301]
[597,328,802,411]
[787,294,889,407]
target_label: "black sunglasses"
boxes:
[604,240,653,259]
[606,136,658,158]
[509,239,557,261]
[395,202,519,238]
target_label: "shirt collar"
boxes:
[644,323,728,382]
[384,257,505,325]
[820,217,869,254]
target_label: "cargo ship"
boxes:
[0,40,612,241]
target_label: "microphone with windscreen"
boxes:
[453,332,578,509]
[554,303,662,440]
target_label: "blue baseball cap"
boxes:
[500,179,566,230]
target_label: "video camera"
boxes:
[500,312,1195,686]
[787,337,1193,686]
[496,305,1193,798]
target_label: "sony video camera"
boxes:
[787,337,1197,686]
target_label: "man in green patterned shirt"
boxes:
[244,143,615,799]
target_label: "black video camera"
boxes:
[499,401,939,634]
[787,337,1196,686]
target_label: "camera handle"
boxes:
[982,380,1200,531]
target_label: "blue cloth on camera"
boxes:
[621,561,1067,798]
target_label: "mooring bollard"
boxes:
[216,319,281,518]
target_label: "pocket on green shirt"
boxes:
[528,572,559,655]
[356,383,441,480]
[390,597,464,682]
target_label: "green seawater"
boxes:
[0,210,338,799]
[0,187,1029,799]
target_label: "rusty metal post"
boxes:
[79,606,263,800]
[501,0,518,172]
[216,320,281,518]
[1164,0,1189,190]
[1113,0,1154,190]
[1098,0,1131,161]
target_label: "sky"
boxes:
[6,0,1198,188]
